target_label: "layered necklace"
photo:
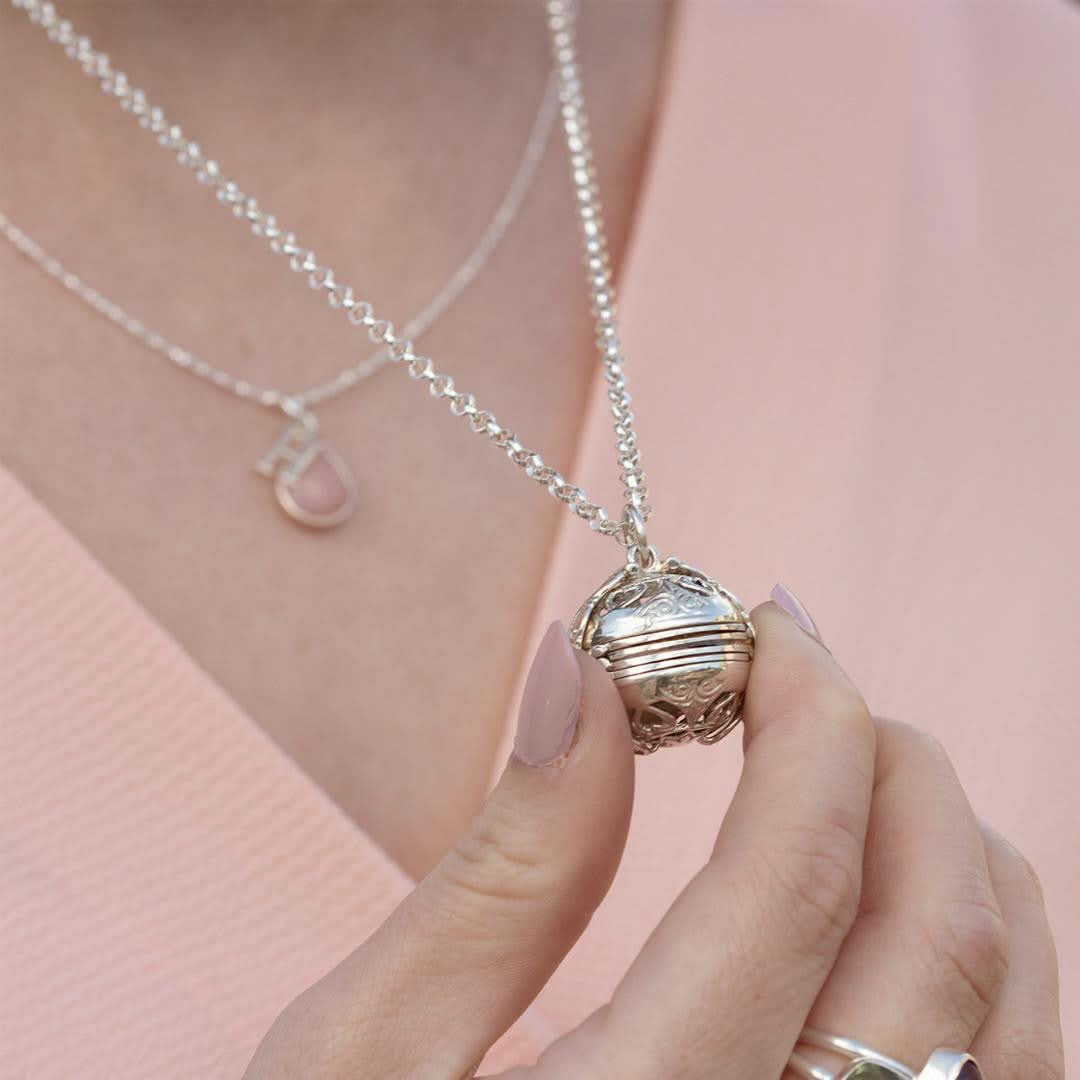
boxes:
[1,20,558,528]
[7,0,756,753]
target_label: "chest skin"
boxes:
[0,0,669,878]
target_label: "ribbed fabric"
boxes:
[0,466,540,1074]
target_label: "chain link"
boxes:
[544,0,651,528]
[1,27,558,413]
[10,0,650,548]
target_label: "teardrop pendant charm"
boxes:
[273,441,357,529]
[255,408,357,529]
[570,556,754,754]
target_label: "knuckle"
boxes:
[912,726,950,763]
[761,816,863,950]
[1014,851,1047,905]
[825,685,877,770]
[880,716,951,766]
[439,799,552,913]
[247,987,358,1079]
[252,986,471,1080]
[998,835,1048,908]
[988,1027,1066,1080]
[924,894,1009,1018]
[825,678,874,737]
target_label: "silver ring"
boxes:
[788,1028,983,1080]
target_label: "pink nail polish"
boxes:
[770,583,823,642]
[513,621,582,766]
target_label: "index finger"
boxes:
[542,600,877,1080]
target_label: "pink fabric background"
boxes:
[3,1,1078,1074]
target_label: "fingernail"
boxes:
[770,583,823,642]
[513,621,582,766]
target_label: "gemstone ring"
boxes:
[788,1028,983,1080]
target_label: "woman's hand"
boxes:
[243,601,1063,1079]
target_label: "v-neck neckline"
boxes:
[0,10,685,1065]
[0,461,416,878]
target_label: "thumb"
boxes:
[245,621,634,1079]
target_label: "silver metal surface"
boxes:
[571,558,754,753]
[788,1049,905,1080]
[791,1029,983,1080]
[918,1050,983,1080]
[254,409,358,529]
[544,0,650,534]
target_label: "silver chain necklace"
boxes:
[1,21,558,529]
[11,0,756,754]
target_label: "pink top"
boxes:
[3,1,1079,1073]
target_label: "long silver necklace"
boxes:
[1,32,558,529]
[11,0,755,753]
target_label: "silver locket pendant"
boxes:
[571,513,754,754]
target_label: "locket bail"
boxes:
[623,506,659,570]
